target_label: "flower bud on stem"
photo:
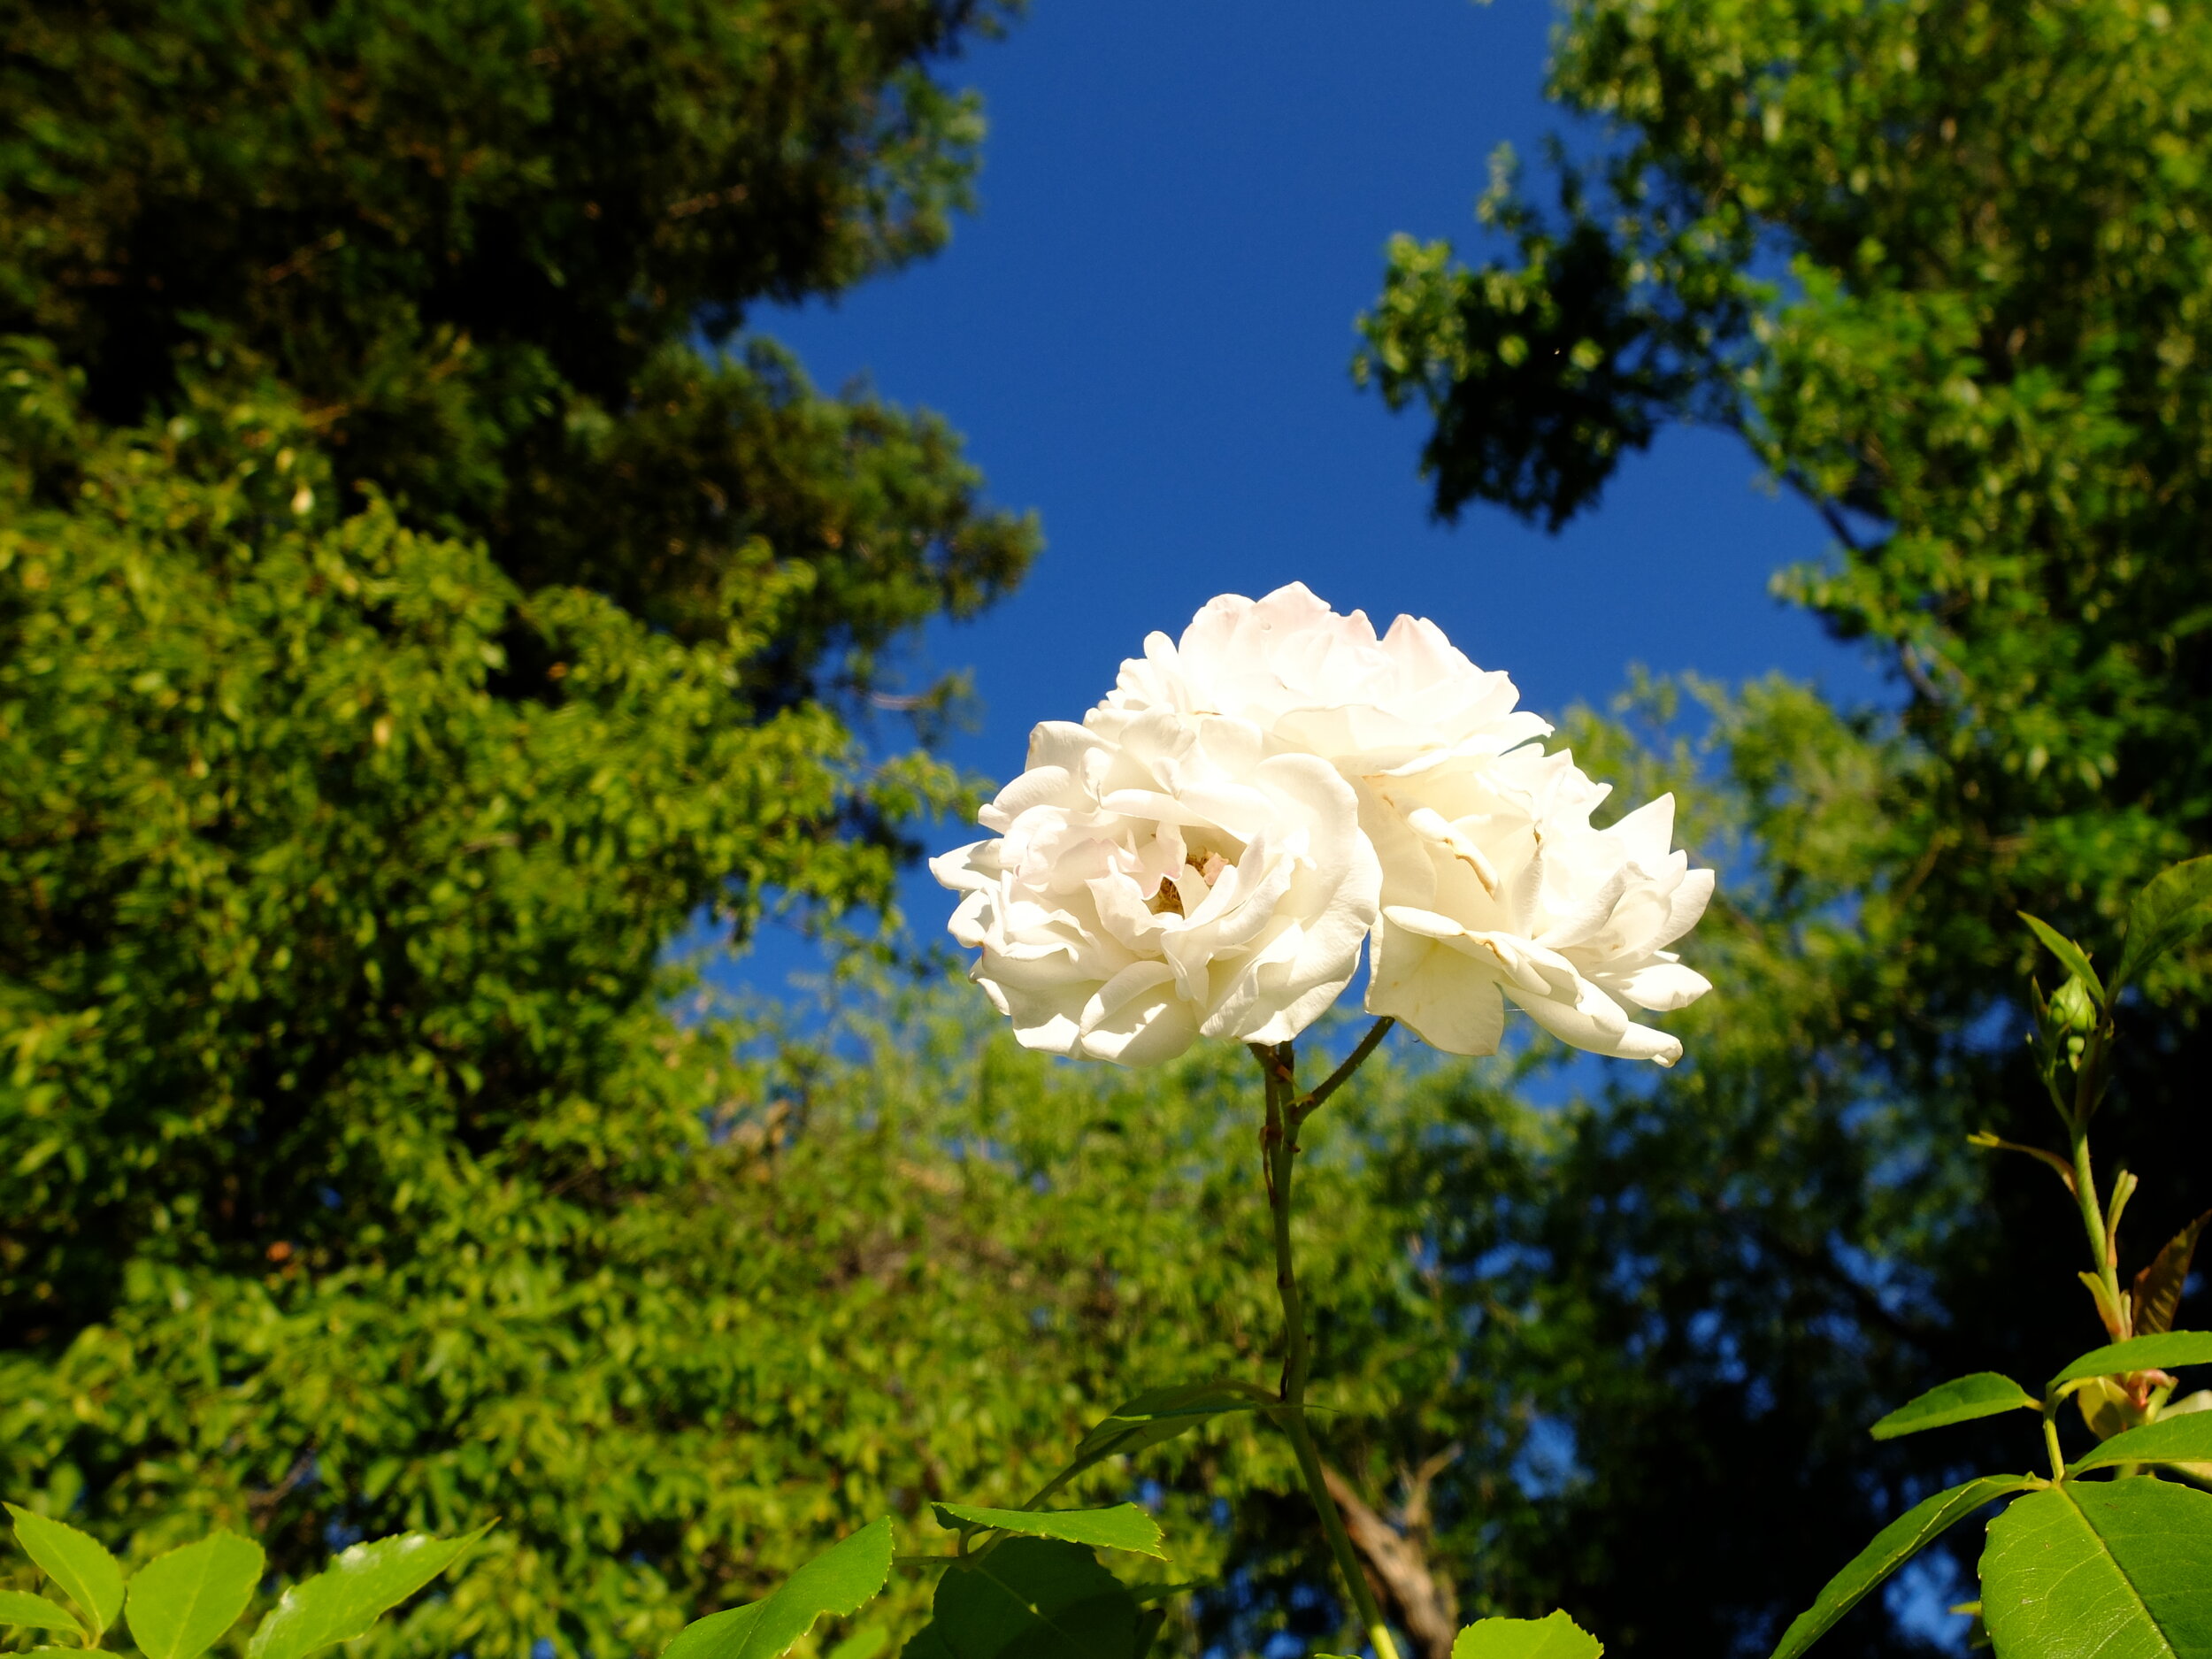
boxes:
[1251,1024,1403,1659]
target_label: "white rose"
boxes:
[931,709,1381,1066]
[1104,580,1550,766]
[1362,744,1713,1065]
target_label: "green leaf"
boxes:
[1018,1382,1268,1512]
[7,1505,125,1641]
[660,1519,892,1659]
[2133,1212,2212,1337]
[1869,1373,2040,1440]
[1452,1609,1605,1659]
[0,1590,85,1638]
[931,1504,1167,1561]
[247,1525,489,1659]
[2116,856,2212,991]
[127,1532,266,1659]
[1980,1479,2212,1657]
[1767,1475,2042,1659]
[2070,1413,2212,1473]
[919,1538,1137,1659]
[2053,1331,2212,1389]
[2021,913,2105,1006]
[1071,1383,1264,1467]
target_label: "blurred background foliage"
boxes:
[2,1,2209,1657]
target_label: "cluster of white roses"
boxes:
[933,584,1713,1068]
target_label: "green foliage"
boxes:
[907,1539,1139,1659]
[1769,1477,2043,1659]
[0,0,1037,678]
[3,1508,474,1659]
[657,1521,890,1659]
[1867,1375,2040,1442]
[1450,1612,1603,1659]
[7,1506,125,1643]
[127,1532,265,1659]
[2070,1417,2212,1477]
[1356,0,2212,1647]
[929,1508,1168,1563]
[2055,1334,2212,1391]
[1979,1482,2212,1659]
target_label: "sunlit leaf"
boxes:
[2132,1212,2211,1337]
[1767,1475,2041,1659]
[910,1538,1136,1659]
[127,1532,266,1659]
[0,1590,83,1638]
[2116,856,2212,992]
[2069,1413,2212,1473]
[1980,1479,2212,1657]
[2020,913,2104,1006]
[659,1519,891,1659]
[2052,1331,2212,1389]
[1452,1609,1604,1659]
[932,1504,1166,1561]
[6,1506,124,1641]
[1868,1373,2039,1440]
[247,1526,489,1659]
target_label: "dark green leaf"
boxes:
[7,1505,124,1641]
[1019,1383,1269,1509]
[2020,913,2105,1006]
[127,1532,266,1659]
[931,1505,1166,1561]
[1767,1475,2041,1659]
[659,1519,892,1659]
[247,1526,489,1659]
[2116,856,2212,991]
[927,1538,1137,1659]
[1869,1373,2040,1440]
[1071,1383,1265,1467]
[1980,1479,2212,1657]
[2070,1414,2212,1474]
[0,1590,84,1638]
[2133,1213,2212,1337]
[2053,1331,2212,1389]
[1452,1609,1605,1659]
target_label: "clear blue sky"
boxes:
[729,0,1887,990]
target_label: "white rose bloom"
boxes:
[1362,743,1714,1065]
[1104,580,1551,766]
[931,709,1381,1066]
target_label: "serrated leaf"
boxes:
[1767,1475,2041,1659]
[7,1506,124,1641]
[2053,1331,2212,1389]
[2133,1212,2211,1338]
[2116,856,2212,991]
[0,1591,84,1638]
[932,1504,1166,1561]
[2021,914,2105,1006]
[922,1538,1136,1659]
[1869,1373,2040,1440]
[1980,1479,2212,1657]
[1452,1609,1604,1659]
[247,1525,489,1659]
[660,1519,892,1659]
[127,1532,266,1659]
[2070,1413,2212,1473]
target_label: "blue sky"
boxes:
[730,0,1888,991]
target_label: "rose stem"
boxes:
[1253,1023,1402,1659]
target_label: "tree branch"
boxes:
[1321,1462,1460,1659]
